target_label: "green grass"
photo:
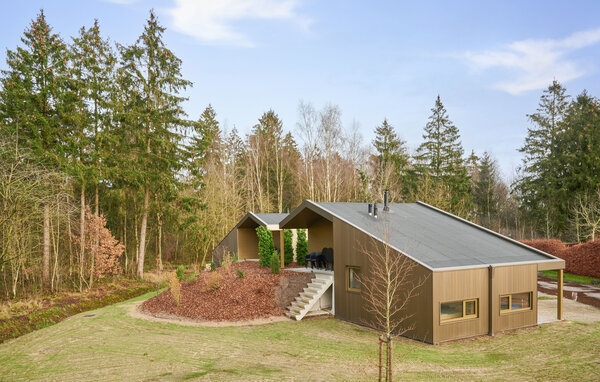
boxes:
[540,270,600,285]
[0,292,599,381]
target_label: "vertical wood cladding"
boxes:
[212,228,238,264]
[237,228,259,259]
[332,218,433,343]
[308,219,333,253]
[491,264,538,332]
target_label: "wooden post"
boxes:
[557,269,563,320]
[279,230,285,268]
[378,336,383,382]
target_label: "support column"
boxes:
[279,230,285,267]
[557,269,563,320]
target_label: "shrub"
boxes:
[270,251,281,274]
[169,272,181,306]
[204,272,221,291]
[176,265,185,281]
[256,226,275,267]
[222,253,233,271]
[236,269,246,278]
[210,262,217,271]
[231,252,238,263]
[296,229,308,266]
[284,229,294,265]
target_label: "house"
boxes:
[278,198,565,344]
[212,212,289,265]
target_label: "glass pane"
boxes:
[500,296,510,310]
[465,300,476,316]
[348,268,360,290]
[441,301,463,321]
[511,293,531,310]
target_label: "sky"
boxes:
[1,0,600,180]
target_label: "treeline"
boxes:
[1,10,598,298]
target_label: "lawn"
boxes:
[540,270,600,285]
[0,292,599,381]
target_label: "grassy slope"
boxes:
[540,270,600,285]
[0,292,598,381]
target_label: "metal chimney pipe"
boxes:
[373,203,378,218]
[384,189,390,211]
[368,203,372,216]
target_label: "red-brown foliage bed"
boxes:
[521,239,600,279]
[141,261,307,321]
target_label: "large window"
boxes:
[500,292,532,313]
[440,299,478,323]
[347,266,361,292]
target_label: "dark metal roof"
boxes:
[285,201,560,270]
[254,213,289,226]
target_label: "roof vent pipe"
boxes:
[368,203,372,216]
[373,203,378,218]
[384,189,390,212]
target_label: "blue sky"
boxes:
[2,1,600,180]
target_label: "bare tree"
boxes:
[296,101,319,201]
[572,190,600,242]
[358,217,428,382]
[318,104,343,201]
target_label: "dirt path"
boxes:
[129,300,292,327]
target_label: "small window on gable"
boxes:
[347,266,361,292]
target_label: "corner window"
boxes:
[347,266,361,292]
[440,299,478,323]
[500,292,532,313]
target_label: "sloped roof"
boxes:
[254,213,289,226]
[280,200,562,270]
[236,212,288,229]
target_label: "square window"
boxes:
[347,267,360,291]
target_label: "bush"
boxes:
[169,272,181,305]
[176,265,185,281]
[236,269,246,278]
[210,262,217,271]
[204,272,221,291]
[296,229,308,266]
[270,251,281,274]
[256,226,275,267]
[284,229,294,265]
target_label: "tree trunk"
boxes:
[79,185,85,292]
[156,212,163,272]
[137,186,150,278]
[388,337,393,382]
[378,336,383,382]
[43,203,50,290]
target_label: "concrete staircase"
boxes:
[285,273,334,321]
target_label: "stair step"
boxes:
[290,301,307,310]
[296,296,310,303]
[315,274,333,280]
[304,286,320,293]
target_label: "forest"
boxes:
[1,10,599,299]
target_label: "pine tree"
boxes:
[117,10,191,278]
[0,10,70,290]
[372,119,409,200]
[517,81,570,237]
[189,105,220,183]
[414,96,470,214]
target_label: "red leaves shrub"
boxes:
[521,239,600,279]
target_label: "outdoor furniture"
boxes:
[306,251,319,268]
[323,248,334,270]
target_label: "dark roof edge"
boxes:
[415,201,562,262]
[303,200,435,271]
[279,199,334,228]
[247,211,268,227]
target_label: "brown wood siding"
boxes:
[432,268,489,344]
[212,228,238,264]
[491,264,538,333]
[308,219,333,253]
[333,218,433,343]
[238,228,259,259]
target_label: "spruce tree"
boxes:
[0,10,70,290]
[414,96,470,213]
[517,81,570,237]
[473,152,500,228]
[372,119,409,200]
[117,10,191,278]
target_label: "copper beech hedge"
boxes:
[521,239,600,279]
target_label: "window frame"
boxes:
[500,292,533,314]
[440,298,479,323]
[346,266,361,292]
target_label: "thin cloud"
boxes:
[166,0,311,47]
[460,28,600,94]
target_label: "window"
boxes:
[347,266,361,292]
[440,299,478,323]
[500,292,532,313]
